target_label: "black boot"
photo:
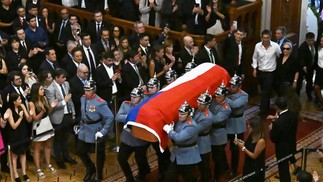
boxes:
[83,166,95,182]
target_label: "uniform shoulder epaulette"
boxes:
[204,112,209,117]
[187,121,193,125]
[97,97,105,102]
[123,100,131,104]
[224,103,229,109]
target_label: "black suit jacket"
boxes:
[2,83,29,110]
[5,49,28,72]
[222,36,245,76]
[54,19,72,44]
[95,39,116,57]
[195,46,219,65]
[38,60,60,74]
[69,75,85,122]
[80,45,100,75]
[97,0,119,17]
[86,21,111,42]
[298,41,315,69]
[121,62,148,98]
[178,47,193,74]
[94,64,121,103]
[35,15,46,30]
[65,61,78,80]
[78,0,98,11]
[60,53,73,69]
[269,110,298,157]
[12,17,29,31]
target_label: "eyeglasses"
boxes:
[283,48,290,50]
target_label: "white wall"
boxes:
[261,0,271,32]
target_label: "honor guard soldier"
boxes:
[77,79,114,182]
[116,87,151,182]
[209,83,232,182]
[163,101,201,182]
[146,76,171,181]
[226,74,248,176]
[193,90,214,182]
[184,61,197,73]
[163,69,178,87]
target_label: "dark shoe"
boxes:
[56,161,67,169]
[23,174,30,182]
[64,157,78,165]
[293,166,301,175]
[15,177,21,182]
[83,166,95,181]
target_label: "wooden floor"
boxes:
[1,86,323,182]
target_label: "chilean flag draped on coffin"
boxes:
[125,63,231,152]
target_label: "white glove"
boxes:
[95,132,103,140]
[73,125,80,135]
[163,124,173,134]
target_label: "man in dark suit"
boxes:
[138,33,152,58]
[269,97,298,182]
[28,4,46,29]
[86,11,111,42]
[128,21,146,48]
[69,63,89,124]
[54,8,72,61]
[178,36,198,76]
[178,0,208,35]
[296,32,316,100]
[78,0,98,11]
[80,32,99,77]
[195,34,219,65]
[39,48,60,74]
[61,40,77,70]
[222,29,246,78]
[65,47,83,79]
[121,50,148,100]
[95,28,116,58]
[94,52,122,109]
[275,26,292,51]
[12,6,29,31]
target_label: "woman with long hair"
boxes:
[28,83,56,179]
[6,93,32,182]
[41,7,55,45]
[19,63,38,88]
[38,70,53,89]
[314,35,323,108]
[148,44,169,87]
[110,25,123,46]
[163,39,176,70]
[118,36,131,54]
[235,116,266,182]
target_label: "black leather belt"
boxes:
[83,119,101,125]
[212,122,226,129]
[175,143,197,148]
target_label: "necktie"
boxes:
[22,41,27,51]
[145,48,148,55]
[310,45,315,65]
[87,48,96,74]
[60,84,71,113]
[134,65,144,85]
[52,63,56,70]
[58,21,66,41]
[97,23,101,34]
[105,41,110,51]
[209,49,215,64]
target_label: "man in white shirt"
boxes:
[251,29,281,117]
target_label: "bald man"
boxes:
[178,36,199,75]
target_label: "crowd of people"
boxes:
[0,0,322,182]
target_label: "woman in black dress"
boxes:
[148,44,169,87]
[235,116,266,182]
[6,93,32,182]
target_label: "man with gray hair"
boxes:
[61,40,77,69]
[275,26,292,51]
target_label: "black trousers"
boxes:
[211,144,227,180]
[165,160,197,182]
[257,70,275,115]
[52,114,74,162]
[297,68,314,98]
[117,142,150,181]
[227,133,244,173]
[198,152,211,182]
[277,152,291,182]
[77,139,105,178]
[151,142,171,176]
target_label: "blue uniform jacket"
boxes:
[192,108,213,154]
[168,118,201,165]
[78,94,114,143]
[116,100,148,147]
[226,89,248,134]
[209,100,232,145]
